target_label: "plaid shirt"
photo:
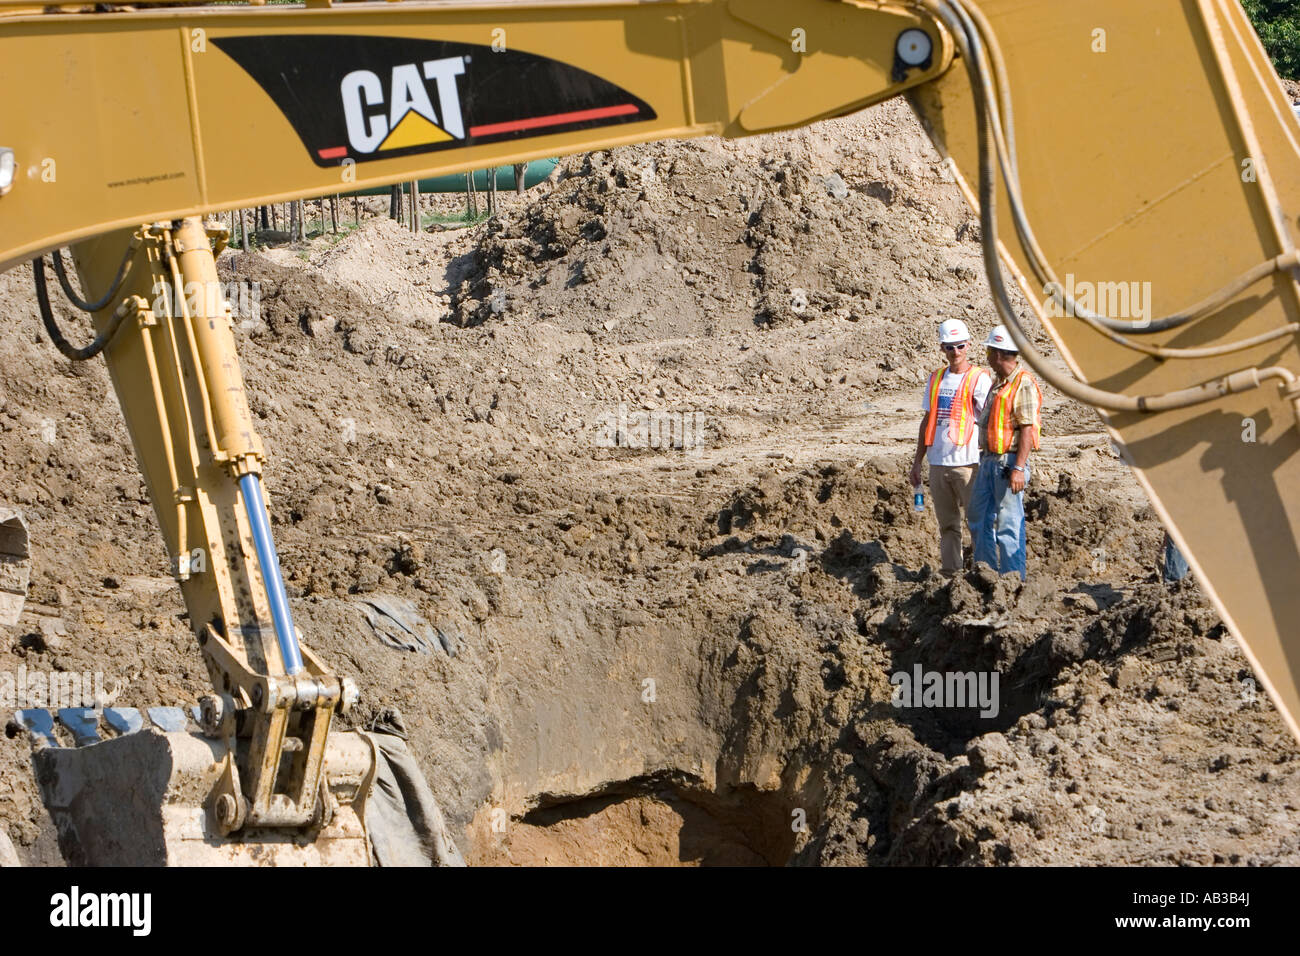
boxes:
[977,364,1041,454]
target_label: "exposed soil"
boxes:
[2,98,1299,866]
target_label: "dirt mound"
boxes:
[688,460,1291,866]
[449,100,1046,391]
[806,573,1267,866]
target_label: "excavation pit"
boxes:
[467,778,805,866]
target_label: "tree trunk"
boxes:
[240,209,250,252]
[514,162,528,195]
[330,195,339,234]
[410,180,421,233]
[390,184,402,222]
[487,167,497,214]
[466,171,478,219]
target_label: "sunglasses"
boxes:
[941,342,968,352]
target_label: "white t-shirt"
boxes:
[921,367,993,467]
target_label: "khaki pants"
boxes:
[929,463,978,572]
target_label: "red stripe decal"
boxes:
[318,146,349,159]
[469,103,639,138]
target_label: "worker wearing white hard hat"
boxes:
[983,324,1018,351]
[939,318,971,345]
[910,318,993,573]
[967,324,1043,581]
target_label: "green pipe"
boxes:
[348,158,558,196]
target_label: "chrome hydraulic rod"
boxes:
[238,472,304,676]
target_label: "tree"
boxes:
[1243,0,1300,79]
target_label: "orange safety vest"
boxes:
[924,366,987,448]
[986,366,1043,455]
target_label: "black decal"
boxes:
[214,34,656,166]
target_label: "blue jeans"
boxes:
[967,453,1029,581]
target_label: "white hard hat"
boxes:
[938,319,970,345]
[983,324,1018,352]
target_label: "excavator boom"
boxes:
[0,0,951,272]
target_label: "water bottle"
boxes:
[913,484,925,513]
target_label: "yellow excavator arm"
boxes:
[1,0,1297,864]
[0,0,955,266]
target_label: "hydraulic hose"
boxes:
[926,0,1300,412]
[52,246,133,313]
[33,256,132,361]
[926,0,1300,344]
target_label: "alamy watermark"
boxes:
[891,665,1000,718]
[50,886,151,936]
[1044,274,1152,326]
[1,666,121,710]
[151,279,260,322]
[594,403,707,452]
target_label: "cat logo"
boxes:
[338,56,467,157]
[213,34,657,168]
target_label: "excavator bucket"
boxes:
[14,707,373,865]
[11,706,463,866]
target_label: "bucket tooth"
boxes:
[146,706,190,733]
[14,709,58,749]
[103,707,143,736]
[55,708,100,746]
